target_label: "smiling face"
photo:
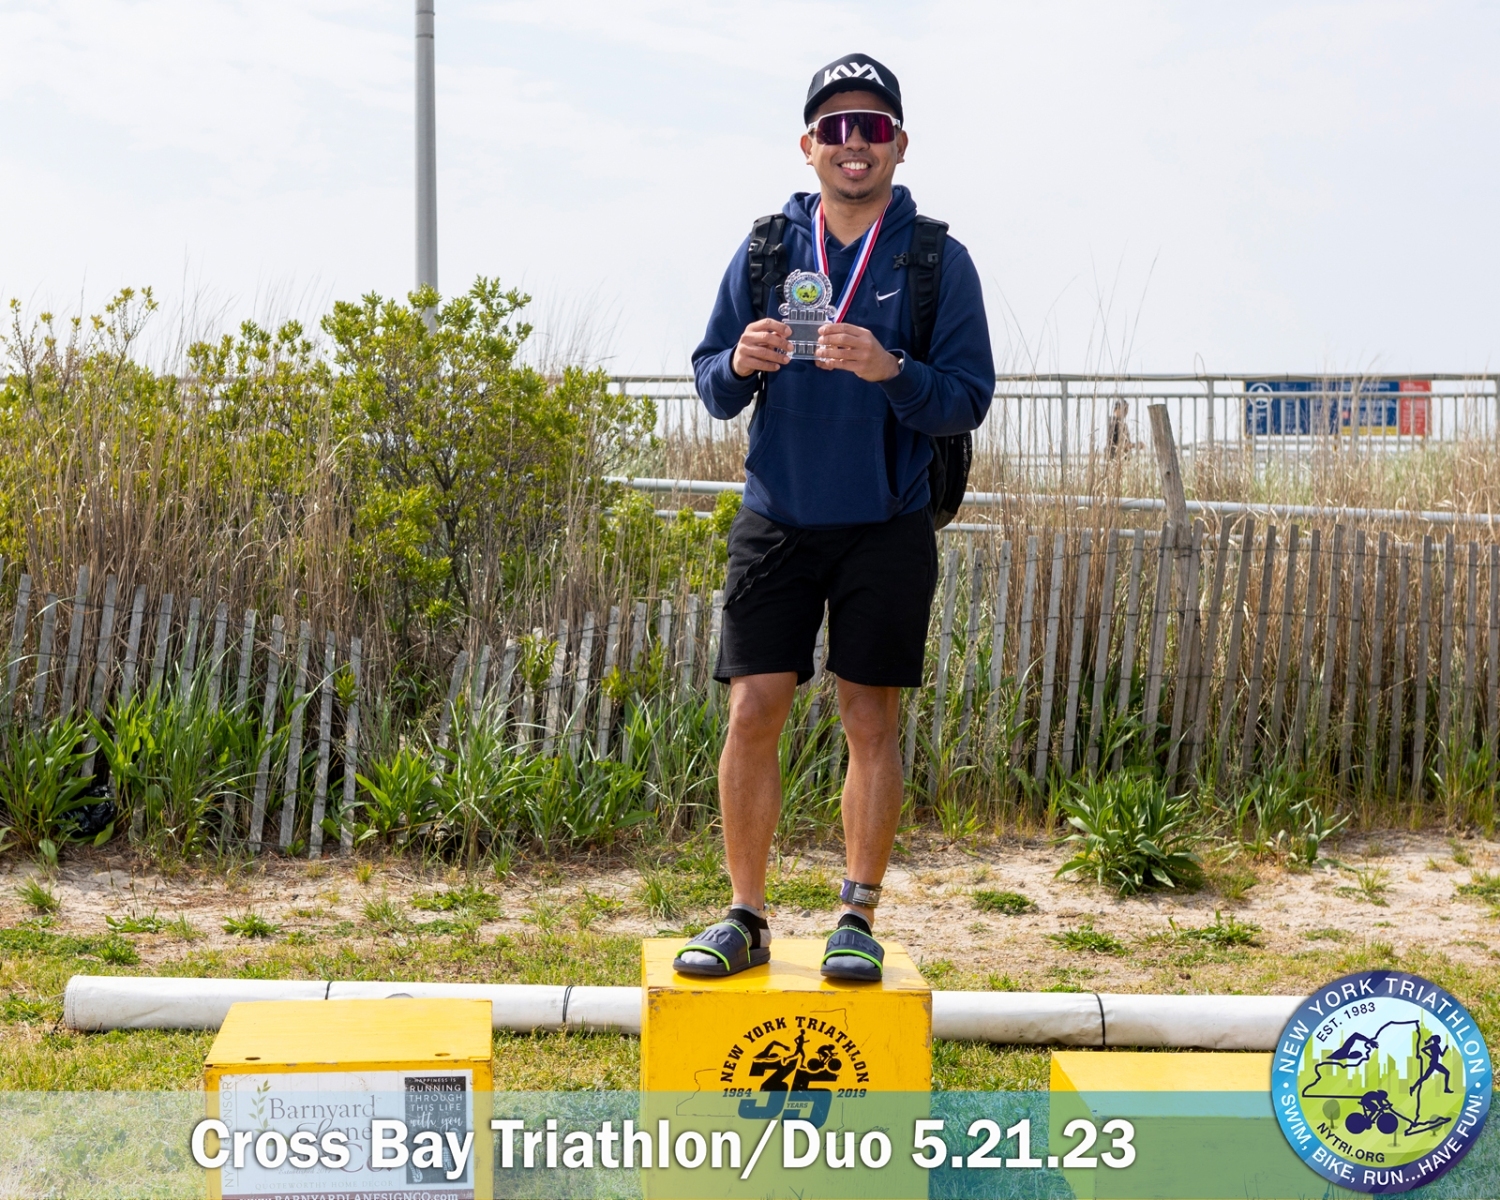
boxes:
[800,89,907,205]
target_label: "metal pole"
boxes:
[415,0,438,294]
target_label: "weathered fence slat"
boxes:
[148,593,174,693]
[1339,531,1366,783]
[708,590,725,687]
[1143,522,1177,744]
[339,636,362,856]
[2,575,32,726]
[1290,529,1323,765]
[1013,534,1040,761]
[497,639,519,715]
[541,621,569,757]
[1033,532,1067,781]
[436,649,470,752]
[1113,528,1146,771]
[1215,517,1254,782]
[234,609,257,710]
[1364,533,1389,798]
[987,539,1013,734]
[471,643,492,706]
[1490,545,1500,768]
[1166,523,1203,780]
[30,593,59,730]
[1085,530,1120,772]
[930,546,960,791]
[808,609,829,732]
[1388,544,1412,798]
[956,548,985,761]
[82,574,119,762]
[247,615,287,849]
[278,620,313,850]
[629,601,647,669]
[1314,526,1345,759]
[1411,536,1435,804]
[1060,530,1093,772]
[60,566,90,716]
[308,631,337,859]
[1435,532,1457,754]
[656,602,674,678]
[1462,542,1479,745]
[178,597,202,702]
[1189,520,1235,780]
[1240,525,1278,773]
[206,601,228,712]
[678,595,699,700]
[595,611,621,757]
[119,585,147,707]
[571,612,597,758]
[1268,525,1300,745]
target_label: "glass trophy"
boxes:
[778,270,834,359]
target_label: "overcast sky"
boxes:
[3,1,1498,376]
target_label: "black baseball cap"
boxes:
[803,54,903,126]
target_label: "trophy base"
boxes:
[786,319,824,359]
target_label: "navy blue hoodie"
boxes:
[692,185,993,529]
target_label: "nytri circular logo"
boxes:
[1275,970,1491,1194]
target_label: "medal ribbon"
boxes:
[813,199,889,323]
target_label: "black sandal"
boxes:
[820,923,884,982]
[673,916,770,977]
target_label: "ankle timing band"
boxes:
[839,879,882,908]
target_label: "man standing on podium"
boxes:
[675,54,994,981]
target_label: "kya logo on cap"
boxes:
[823,60,885,87]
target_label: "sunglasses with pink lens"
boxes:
[808,110,901,146]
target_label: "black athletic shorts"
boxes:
[714,505,939,688]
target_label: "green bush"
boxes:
[0,717,93,853]
[1055,772,1201,895]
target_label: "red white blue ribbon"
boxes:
[813,199,889,324]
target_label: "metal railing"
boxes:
[613,372,1500,483]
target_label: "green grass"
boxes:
[4,909,1499,1094]
[766,871,839,911]
[1458,869,1500,901]
[16,878,60,914]
[1047,921,1127,954]
[973,889,1036,915]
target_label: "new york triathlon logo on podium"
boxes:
[718,1015,870,1127]
[1275,970,1491,1194]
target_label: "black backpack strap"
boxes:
[747,213,789,322]
[906,215,949,363]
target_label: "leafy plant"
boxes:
[0,717,93,853]
[105,911,166,934]
[1457,870,1500,902]
[1172,910,1261,947]
[1055,772,1201,895]
[362,896,406,933]
[96,936,140,965]
[223,912,281,938]
[411,884,499,920]
[356,746,440,849]
[573,890,622,929]
[1048,920,1126,954]
[973,889,1036,915]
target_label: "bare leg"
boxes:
[719,672,798,910]
[836,678,903,928]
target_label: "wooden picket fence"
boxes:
[0,562,364,858]
[434,517,1500,806]
[5,516,1500,860]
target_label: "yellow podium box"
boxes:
[639,939,931,1199]
[641,937,932,1095]
[205,998,493,1199]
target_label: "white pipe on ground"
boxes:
[64,977,1302,1049]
